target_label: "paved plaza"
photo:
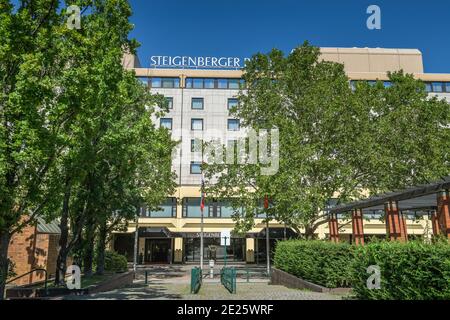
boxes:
[57,265,344,300]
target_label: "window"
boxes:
[228,98,239,110]
[218,79,228,89]
[204,79,215,89]
[191,118,203,131]
[150,77,162,88]
[228,79,240,89]
[191,139,202,153]
[182,197,207,217]
[141,198,177,218]
[425,83,433,92]
[190,162,202,174]
[446,83,450,92]
[350,80,357,91]
[182,198,240,218]
[165,97,173,109]
[191,98,204,110]
[383,81,392,88]
[432,82,443,92]
[161,78,180,88]
[228,119,240,131]
[138,77,148,86]
[193,78,204,89]
[185,78,193,88]
[160,118,172,130]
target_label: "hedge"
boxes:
[274,240,450,300]
[274,240,354,288]
[351,241,450,300]
[104,251,128,273]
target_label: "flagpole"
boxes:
[200,207,204,271]
[200,172,205,272]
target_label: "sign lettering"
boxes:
[150,55,249,69]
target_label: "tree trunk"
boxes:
[83,218,96,276]
[304,225,316,240]
[55,177,71,285]
[0,231,11,300]
[95,221,107,275]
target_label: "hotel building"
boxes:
[114,48,450,264]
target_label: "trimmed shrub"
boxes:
[274,240,354,288]
[351,241,450,300]
[104,251,128,273]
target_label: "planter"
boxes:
[270,268,352,294]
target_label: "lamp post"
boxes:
[200,206,204,271]
[133,206,140,274]
[264,195,270,276]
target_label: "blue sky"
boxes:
[128,0,450,73]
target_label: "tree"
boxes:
[0,0,177,295]
[0,0,75,298]
[203,42,450,239]
[52,0,177,283]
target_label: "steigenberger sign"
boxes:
[150,55,248,69]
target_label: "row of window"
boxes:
[185,78,245,90]
[138,77,245,89]
[424,82,450,93]
[138,77,181,88]
[140,197,267,218]
[141,77,450,93]
[161,97,238,111]
[160,118,240,131]
[350,80,450,93]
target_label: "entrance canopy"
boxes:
[138,227,174,238]
[330,176,450,214]
[249,227,298,239]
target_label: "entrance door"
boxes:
[144,239,171,263]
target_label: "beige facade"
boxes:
[114,47,450,264]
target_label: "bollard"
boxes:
[145,270,148,284]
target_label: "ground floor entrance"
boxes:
[112,227,298,264]
[183,237,245,263]
[144,239,172,264]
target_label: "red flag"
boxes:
[264,195,269,209]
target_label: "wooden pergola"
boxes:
[328,176,450,244]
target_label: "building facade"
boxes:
[114,48,450,264]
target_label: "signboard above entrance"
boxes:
[150,55,249,69]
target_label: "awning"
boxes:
[250,227,298,239]
[36,217,61,234]
[330,176,450,214]
[138,227,174,238]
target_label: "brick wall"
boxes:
[8,224,37,286]
[7,223,61,286]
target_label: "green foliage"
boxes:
[104,251,128,273]
[351,241,450,300]
[203,42,450,238]
[274,240,450,299]
[274,240,354,288]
